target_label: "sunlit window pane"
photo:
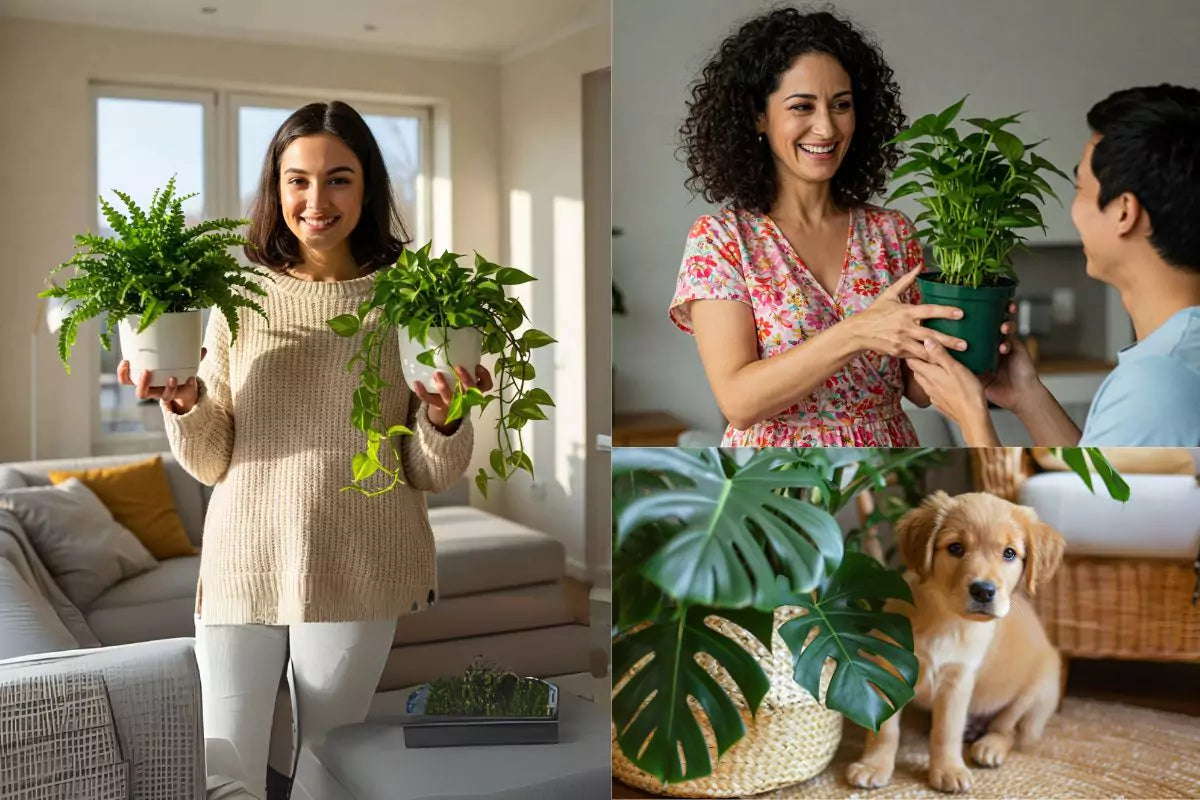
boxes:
[95,96,206,435]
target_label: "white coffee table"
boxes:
[290,678,610,800]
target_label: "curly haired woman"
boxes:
[669,7,971,447]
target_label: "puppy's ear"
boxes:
[1016,506,1065,596]
[895,491,953,578]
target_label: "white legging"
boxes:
[195,618,396,800]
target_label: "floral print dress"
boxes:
[669,204,925,447]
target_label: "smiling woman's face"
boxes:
[278,132,364,257]
[758,52,856,192]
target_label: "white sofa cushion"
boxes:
[89,555,200,611]
[0,558,78,660]
[0,479,158,608]
[391,582,581,646]
[1018,472,1200,558]
[87,598,196,647]
[430,507,565,596]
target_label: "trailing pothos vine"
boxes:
[330,244,555,497]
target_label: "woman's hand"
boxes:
[414,365,495,434]
[983,303,1043,412]
[905,340,999,445]
[848,267,968,359]
[117,347,206,415]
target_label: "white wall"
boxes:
[612,0,1200,431]
[0,17,500,463]
[483,19,610,584]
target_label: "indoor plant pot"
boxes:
[329,244,556,497]
[398,326,483,391]
[116,309,204,387]
[888,96,1070,374]
[40,176,266,383]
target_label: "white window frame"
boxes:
[89,83,433,455]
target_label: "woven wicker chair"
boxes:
[970,448,1200,663]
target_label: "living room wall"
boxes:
[489,20,610,584]
[0,17,501,463]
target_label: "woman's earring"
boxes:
[758,132,766,144]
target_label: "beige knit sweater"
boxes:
[163,270,473,625]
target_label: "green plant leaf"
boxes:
[887,181,926,202]
[520,329,556,349]
[779,552,918,732]
[328,314,360,337]
[1082,448,1130,502]
[992,128,1025,163]
[352,451,379,482]
[612,606,772,784]
[495,267,536,285]
[614,449,843,610]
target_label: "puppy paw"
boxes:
[971,732,1012,767]
[847,760,894,788]
[929,761,973,793]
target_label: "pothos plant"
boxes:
[887,96,1072,288]
[39,176,266,370]
[611,446,1127,785]
[329,244,555,497]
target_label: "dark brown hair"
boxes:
[244,100,410,272]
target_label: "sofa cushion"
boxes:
[89,555,200,611]
[430,507,565,597]
[0,453,209,548]
[391,582,582,646]
[0,558,79,660]
[1019,472,1200,558]
[86,598,196,646]
[0,480,158,609]
[47,455,197,559]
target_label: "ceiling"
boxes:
[0,0,608,62]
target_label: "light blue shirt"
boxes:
[1081,306,1200,446]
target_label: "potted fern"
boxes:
[328,243,555,497]
[888,97,1071,374]
[611,446,1127,796]
[40,176,267,384]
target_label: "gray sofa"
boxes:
[0,452,597,798]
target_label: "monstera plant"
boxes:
[611,446,1127,786]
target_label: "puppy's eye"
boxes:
[947,542,964,557]
[1003,547,1017,561]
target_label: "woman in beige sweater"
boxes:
[119,101,489,799]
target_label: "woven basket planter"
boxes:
[612,607,843,798]
[1033,555,1200,661]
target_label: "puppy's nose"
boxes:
[969,581,996,603]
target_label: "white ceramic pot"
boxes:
[398,326,483,389]
[117,310,203,388]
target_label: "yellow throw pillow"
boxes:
[1031,447,1196,476]
[48,456,199,559]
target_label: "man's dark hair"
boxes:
[1087,84,1200,272]
[245,100,409,272]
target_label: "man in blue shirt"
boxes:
[908,84,1200,446]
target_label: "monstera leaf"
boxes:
[779,552,919,731]
[612,448,844,610]
[612,606,774,784]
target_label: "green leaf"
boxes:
[614,448,843,610]
[351,451,379,482]
[1056,448,1095,493]
[779,552,918,732]
[992,128,1025,163]
[495,267,536,285]
[524,387,556,407]
[520,329,556,349]
[417,349,436,368]
[1083,449,1130,502]
[887,181,926,202]
[612,606,771,784]
[934,95,968,131]
[475,469,491,498]
[328,314,360,337]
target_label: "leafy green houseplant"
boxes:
[40,176,266,384]
[329,244,555,497]
[611,446,1127,794]
[888,97,1071,373]
[424,657,553,719]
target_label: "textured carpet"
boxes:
[754,697,1200,798]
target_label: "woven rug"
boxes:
[753,697,1200,798]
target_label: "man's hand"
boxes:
[906,340,1000,445]
[982,305,1043,413]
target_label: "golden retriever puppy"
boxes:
[847,491,1065,793]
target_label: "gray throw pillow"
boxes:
[0,479,158,609]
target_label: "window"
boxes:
[90,85,431,449]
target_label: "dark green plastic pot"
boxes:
[917,272,1016,374]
